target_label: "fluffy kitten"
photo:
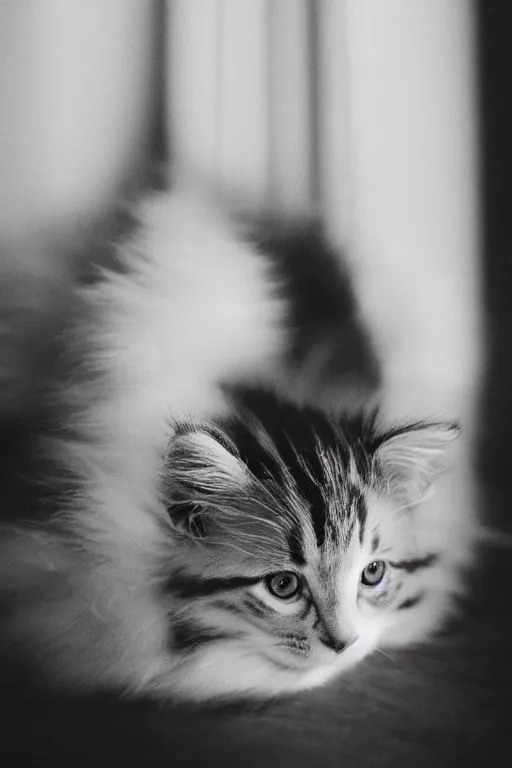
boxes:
[0,190,472,701]
[159,390,460,699]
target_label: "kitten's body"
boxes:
[0,190,478,701]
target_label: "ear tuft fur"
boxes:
[375,422,459,503]
[164,427,247,536]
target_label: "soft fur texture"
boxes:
[158,391,461,699]
[0,190,479,702]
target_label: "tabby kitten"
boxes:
[0,190,468,701]
[160,390,459,699]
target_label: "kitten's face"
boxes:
[162,392,458,700]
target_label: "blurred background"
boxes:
[0,0,481,260]
[0,0,480,240]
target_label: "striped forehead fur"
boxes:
[166,390,459,566]
[165,390,384,563]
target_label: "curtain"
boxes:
[0,0,157,240]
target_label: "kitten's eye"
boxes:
[361,560,387,587]
[265,572,301,600]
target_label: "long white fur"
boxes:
[0,190,288,696]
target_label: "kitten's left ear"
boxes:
[375,423,459,503]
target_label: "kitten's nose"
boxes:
[319,631,356,654]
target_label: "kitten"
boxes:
[159,389,459,700]
[0,189,471,701]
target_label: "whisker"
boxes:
[477,526,512,550]
[391,497,423,515]
[375,648,396,662]
[200,539,266,558]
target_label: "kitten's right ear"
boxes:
[164,427,246,536]
[169,428,245,491]
[375,422,459,503]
